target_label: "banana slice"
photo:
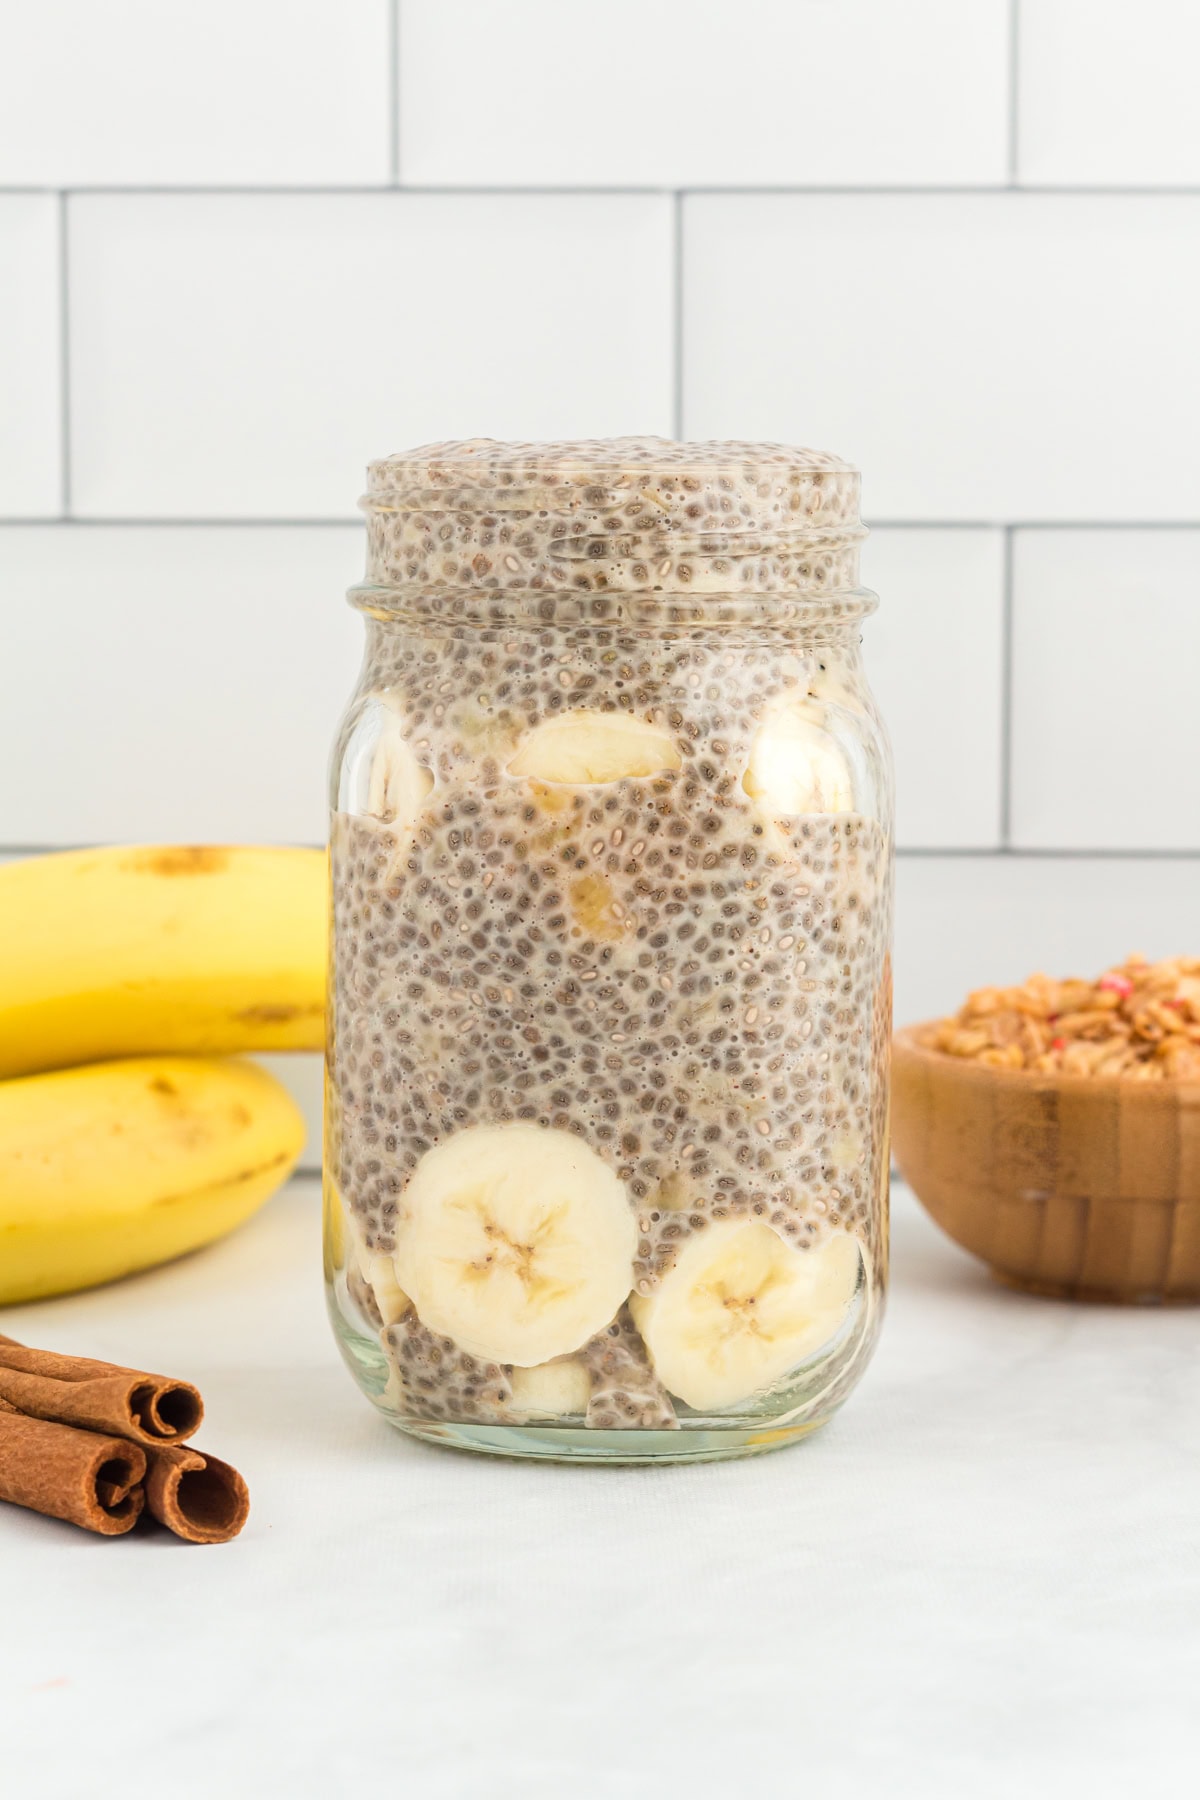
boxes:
[827,1123,867,1180]
[341,1199,413,1327]
[630,1221,861,1411]
[509,1358,592,1419]
[367,701,434,825]
[743,695,859,819]
[393,1122,636,1366]
[360,1250,412,1328]
[509,710,681,784]
[322,1176,347,1278]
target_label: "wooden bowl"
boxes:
[892,1024,1200,1303]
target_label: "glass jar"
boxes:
[324,438,893,1464]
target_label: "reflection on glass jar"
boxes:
[325,438,894,1463]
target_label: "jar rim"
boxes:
[364,434,856,496]
[359,436,865,602]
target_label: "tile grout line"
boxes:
[899,847,1200,862]
[57,191,71,515]
[389,0,401,185]
[5,518,1200,531]
[11,183,1200,199]
[7,844,1200,863]
[0,518,365,528]
[866,521,1200,532]
[671,191,684,438]
[1008,0,1021,186]
[999,525,1015,845]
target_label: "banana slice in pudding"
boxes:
[359,1248,413,1328]
[393,1123,636,1367]
[337,694,434,827]
[367,702,434,826]
[743,695,860,819]
[510,710,681,784]
[509,1358,592,1419]
[342,1198,413,1327]
[322,1176,347,1278]
[630,1220,861,1412]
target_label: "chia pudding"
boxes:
[325,439,894,1463]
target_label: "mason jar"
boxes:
[324,438,893,1463]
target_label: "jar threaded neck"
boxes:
[359,436,865,604]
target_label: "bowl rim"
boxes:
[894,1020,1200,1099]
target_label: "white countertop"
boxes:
[2,1177,1197,1799]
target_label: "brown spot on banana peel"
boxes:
[149,1149,293,1209]
[122,847,232,876]
[232,1002,324,1026]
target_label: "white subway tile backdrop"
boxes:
[398,1,1012,189]
[861,530,1006,850]
[684,192,1200,521]
[1018,1,1200,187]
[0,195,60,516]
[68,192,675,517]
[0,526,362,844]
[1,0,1198,1171]
[0,2,393,187]
[1010,531,1200,851]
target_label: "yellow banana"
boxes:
[0,1056,304,1304]
[0,845,326,1078]
[322,1172,347,1282]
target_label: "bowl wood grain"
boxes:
[892,1025,1200,1303]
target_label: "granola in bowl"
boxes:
[925,955,1200,1081]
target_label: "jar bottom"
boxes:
[329,1284,875,1466]
[384,1416,830,1465]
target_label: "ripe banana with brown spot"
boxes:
[0,1056,304,1304]
[0,845,326,1079]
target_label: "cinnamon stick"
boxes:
[0,1334,203,1445]
[0,1398,147,1536]
[143,1443,250,1544]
